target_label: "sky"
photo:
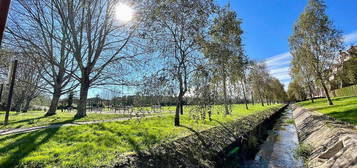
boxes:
[216,0,357,89]
[88,0,357,98]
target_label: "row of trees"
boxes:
[0,0,287,126]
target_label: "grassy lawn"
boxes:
[0,104,282,167]
[297,96,357,125]
[0,111,137,130]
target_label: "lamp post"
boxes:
[0,0,12,46]
[4,59,17,125]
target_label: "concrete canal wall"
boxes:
[292,105,357,168]
[109,105,287,168]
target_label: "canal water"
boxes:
[240,107,304,168]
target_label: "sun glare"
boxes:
[115,3,134,23]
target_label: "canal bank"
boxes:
[292,105,357,168]
[111,105,287,168]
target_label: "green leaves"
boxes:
[289,0,343,104]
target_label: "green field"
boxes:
[297,96,357,124]
[0,104,282,167]
[0,111,136,130]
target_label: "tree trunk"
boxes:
[180,99,183,115]
[175,101,180,126]
[251,91,254,105]
[76,77,90,118]
[223,74,229,115]
[308,84,314,103]
[321,80,333,105]
[0,84,3,104]
[22,97,31,112]
[242,82,248,110]
[258,89,264,106]
[45,87,61,116]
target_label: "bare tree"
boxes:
[0,50,45,112]
[6,0,78,116]
[59,0,145,118]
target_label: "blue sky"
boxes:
[90,0,357,98]
[217,0,357,88]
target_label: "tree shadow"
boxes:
[311,104,350,112]
[211,119,240,140]
[323,109,357,125]
[0,118,78,167]
[179,125,210,148]
[126,131,161,154]
[2,116,47,126]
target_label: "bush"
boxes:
[331,84,357,97]
[294,143,314,162]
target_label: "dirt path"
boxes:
[0,114,166,136]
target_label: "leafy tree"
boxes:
[202,6,245,115]
[290,52,316,103]
[289,0,343,105]
[248,63,269,106]
[146,0,215,126]
[338,57,357,86]
[287,79,307,101]
[269,78,288,103]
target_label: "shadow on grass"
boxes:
[121,129,160,154]
[6,116,47,125]
[323,109,357,125]
[298,96,355,107]
[0,118,78,167]
[212,119,239,139]
[179,125,210,148]
[311,104,350,112]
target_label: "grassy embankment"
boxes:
[0,104,282,167]
[297,96,357,125]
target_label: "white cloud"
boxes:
[272,73,291,81]
[343,31,357,44]
[264,52,292,89]
[264,52,292,67]
[270,67,290,75]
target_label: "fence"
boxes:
[330,84,357,97]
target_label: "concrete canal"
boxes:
[224,106,304,168]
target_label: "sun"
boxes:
[115,3,134,23]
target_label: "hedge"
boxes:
[331,84,357,97]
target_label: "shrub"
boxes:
[331,84,357,97]
[294,143,314,162]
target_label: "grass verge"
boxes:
[0,104,282,167]
[0,111,135,130]
[296,96,357,125]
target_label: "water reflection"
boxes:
[240,107,304,168]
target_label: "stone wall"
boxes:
[107,105,286,168]
[292,105,357,168]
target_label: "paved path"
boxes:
[0,114,167,136]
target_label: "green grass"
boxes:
[0,104,282,168]
[297,96,357,125]
[0,111,136,130]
